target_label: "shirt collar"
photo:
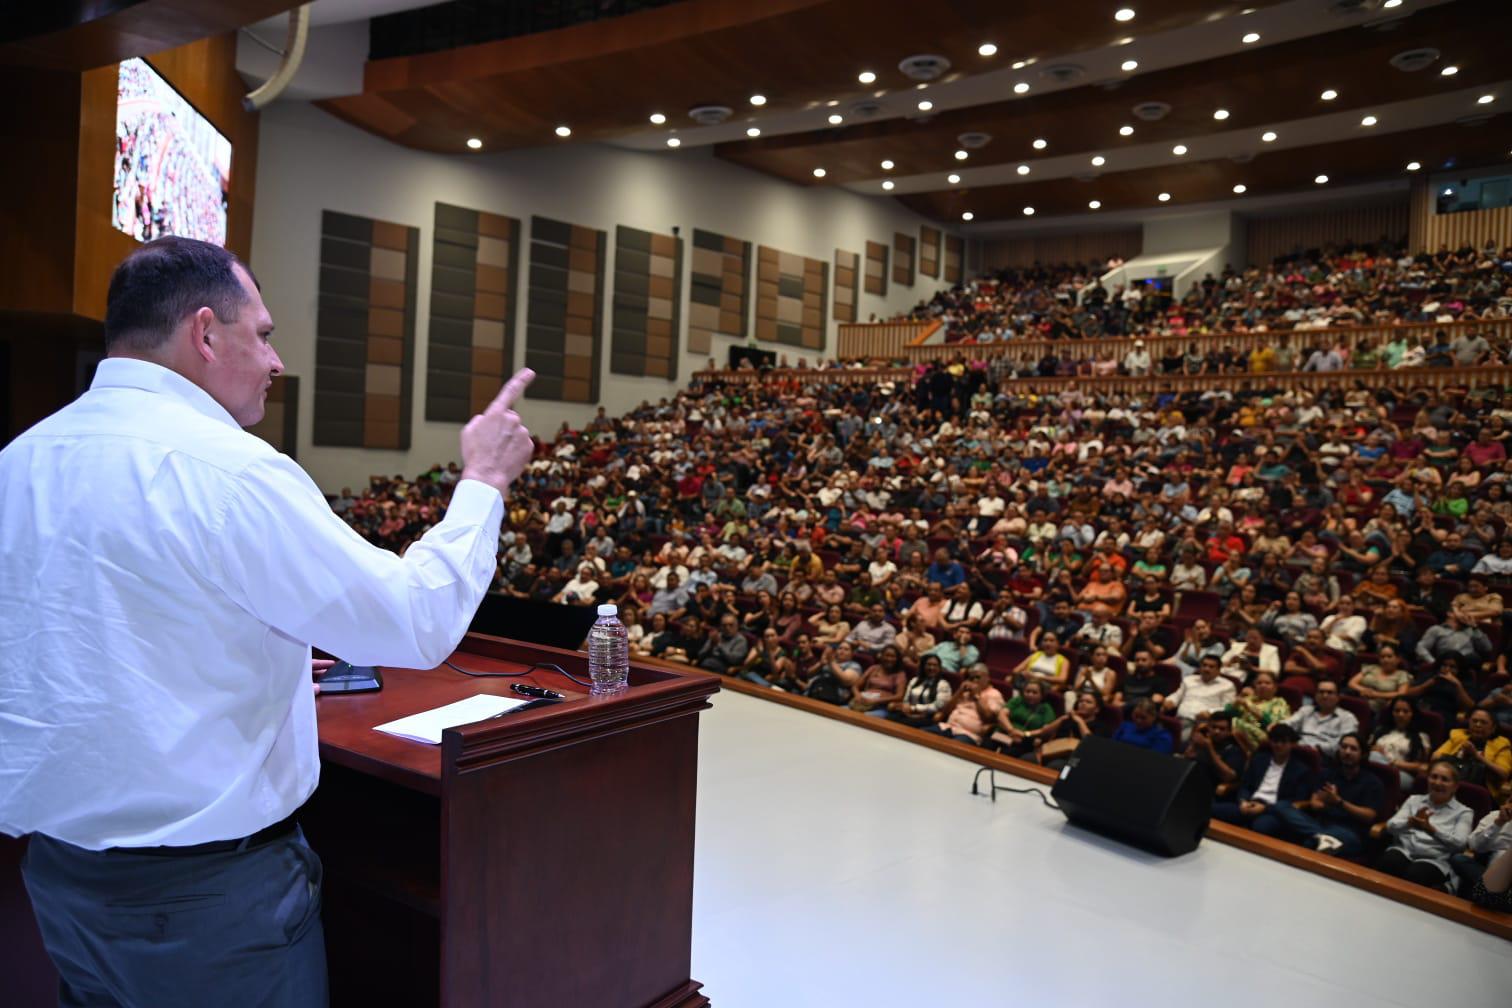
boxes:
[91,357,241,430]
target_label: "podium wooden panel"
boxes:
[0,633,718,1008]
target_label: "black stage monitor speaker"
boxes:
[1050,735,1213,857]
[470,593,601,652]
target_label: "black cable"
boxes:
[444,659,593,688]
[991,784,1060,811]
[970,766,1060,810]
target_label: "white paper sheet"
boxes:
[373,693,528,745]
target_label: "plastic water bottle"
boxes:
[587,603,630,696]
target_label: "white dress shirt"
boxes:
[0,359,502,849]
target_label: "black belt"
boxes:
[108,810,301,858]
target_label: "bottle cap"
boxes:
[597,603,619,617]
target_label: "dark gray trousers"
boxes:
[21,827,327,1008]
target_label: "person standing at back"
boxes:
[0,237,536,1007]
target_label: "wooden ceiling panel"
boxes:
[716,0,1512,185]
[316,0,1265,153]
[894,117,1512,222]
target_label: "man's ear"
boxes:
[190,306,217,364]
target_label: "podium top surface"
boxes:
[316,632,717,794]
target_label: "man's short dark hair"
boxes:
[1268,723,1299,744]
[104,236,253,354]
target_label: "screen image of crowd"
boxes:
[332,241,1512,913]
[112,57,231,246]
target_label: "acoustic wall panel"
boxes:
[688,228,749,355]
[833,248,858,322]
[920,225,941,279]
[427,202,520,422]
[611,225,682,380]
[247,375,299,459]
[314,210,418,449]
[525,216,605,403]
[945,234,964,284]
[755,245,827,351]
[892,231,915,287]
[864,240,888,296]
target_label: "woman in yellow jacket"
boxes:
[1432,708,1512,801]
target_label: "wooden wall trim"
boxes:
[1244,199,1409,267]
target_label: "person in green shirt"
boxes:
[1382,334,1409,368]
[992,679,1057,757]
[1352,338,1381,370]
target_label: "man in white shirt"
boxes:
[1164,656,1238,738]
[0,238,536,1005]
[1283,681,1359,757]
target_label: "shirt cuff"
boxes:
[449,478,505,528]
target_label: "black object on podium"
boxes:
[1051,735,1213,857]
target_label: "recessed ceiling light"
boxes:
[1320,89,1338,101]
[1314,174,1328,184]
[961,211,975,221]
[648,113,666,125]
[554,125,572,138]
[1440,65,1459,77]
[1032,138,1048,150]
[1117,37,1134,46]
[1022,206,1035,216]
[978,43,998,57]
[1157,192,1171,202]
[1016,164,1031,175]
[1115,8,1136,22]
[1261,130,1277,142]
[666,137,681,148]
[826,99,839,107]
[1361,115,1377,126]
[858,70,877,84]
[1232,184,1247,194]
[881,159,895,170]
[749,94,767,106]
[1091,155,1106,166]
[812,167,826,178]
[1121,59,1139,72]
[917,100,934,111]
[1406,161,1421,171]
[1241,32,1260,44]
[1213,108,1230,120]
[882,180,895,191]
[1478,94,1496,105]
[746,126,761,137]
[828,113,844,124]
[954,150,969,161]
[948,173,961,184]
[1119,125,1134,136]
[1383,0,1402,7]
[1012,59,1027,70]
[465,137,482,150]
[1172,144,1188,156]
[1088,199,1102,209]
[1442,187,1454,196]
[1013,82,1030,94]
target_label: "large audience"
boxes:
[334,251,1512,913]
[898,240,1512,350]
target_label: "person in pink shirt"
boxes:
[1465,428,1506,468]
[929,663,1005,745]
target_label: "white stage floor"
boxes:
[691,690,1510,1007]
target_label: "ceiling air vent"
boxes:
[897,54,951,81]
[849,100,884,119]
[1327,0,1373,15]
[956,131,993,149]
[1039,63,1085,85]
[1231,151,1255,164]
[1455,113,1493,127]
[1389,48,1440,72]
[687,105,732,126]
[1132,101,1171,121]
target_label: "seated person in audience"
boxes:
[738,626,795,689]
[886,653,953,728]
[1369,696,1436,790]
[1471,844,1512,913]
[1012,630,1072,691]
[939,582,987,634]
[1172,619,1226,675]
[928,663,1005,746]
[1182,711,1244,791]
[907,581,949,632]
[1075,567,1128,616]
[807,602,851,646]
[1280,627,1339,694]
[696,613,751,676]
[1212,724,1313,835]
[1112,699,1174,755]
[990,678,1057,757]
[846,602,898,652]
[1432,708,1512,800]
[1116,649,1167,712]
[1483,679,1512,735]
[1376,759,1474,892]
[1223,584,1269,634]
[1260,591,1317,647]
[1127,577,1172,622]
[802,640,864,705]
[981,592,1030,641]
[1454,798,1512,897]
[1031,598,1083,649]
[843,571,883,621]
[1415,604,1494,670]
[1122,611,1174,662]
[1165,656,1239,739]
[925,624,982,674]
[652,614,706,663]
[1320,595,1368,654]
[1276,732,1386,855]
[1404,656,1479,727]
[1065,645,1118,712]
[1221,627,1281,681]
[1229,671,1292,753]
[851,644,908,716]
[1283,680,1359,758]
[1349,644,1412,713]
[1035,692,1112,769]
[894,613,936,673]
[554,563,602,604]
[1071,603,1124,652]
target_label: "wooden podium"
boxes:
[0,633,719,1008]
